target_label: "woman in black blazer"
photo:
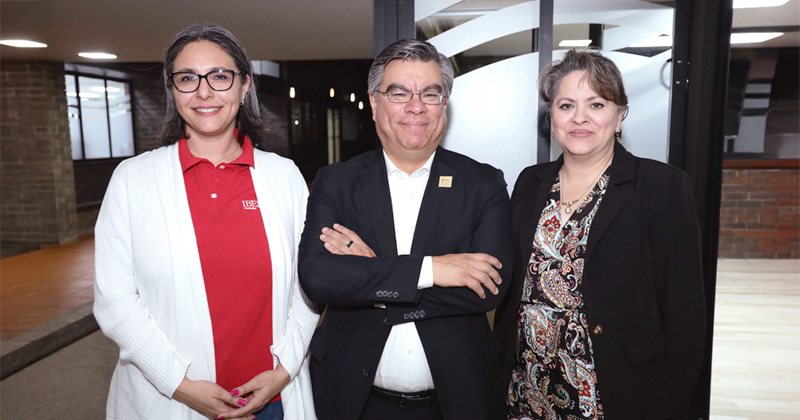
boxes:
[495,49,707,419]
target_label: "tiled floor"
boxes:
[0,235,95,342]
[0,239,798,418]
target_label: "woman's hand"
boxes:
[172,377,250,419]
[320,223,376,257]
[216,364,291,419]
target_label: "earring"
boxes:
[615,131,621,141]
[241,99,245,106]
[550,132,554,141]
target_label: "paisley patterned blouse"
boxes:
[507,172,610,420]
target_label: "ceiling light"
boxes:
[78,52,117,59]
[289,87,296,98]
[350,93,356,102]
[294,120,299,126]
[358,101,364,110]
[66,92,77,97]
[629,35,673,48]
[559,40,592,47]
[78,92,100,98]
[106,87,120,93]
[329,88,335,98]
[733,0,788,8]
[0,40,48,48]
[731,32,783,44]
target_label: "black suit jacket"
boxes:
[494,142,707,420]
[299,147,513,420]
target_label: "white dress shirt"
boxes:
[372,151,436,392]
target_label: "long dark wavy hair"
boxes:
[156,22,269,147]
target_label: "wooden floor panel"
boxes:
[710,259,800,419]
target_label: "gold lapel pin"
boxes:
[438,176,453,188]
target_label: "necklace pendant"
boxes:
[565,206,572,214]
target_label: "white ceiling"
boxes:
[0,0,375,62]
[0,0,796,63]
[731,0,800,48]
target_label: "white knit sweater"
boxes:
[94,143,318,419]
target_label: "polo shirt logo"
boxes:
[242,200,259,210]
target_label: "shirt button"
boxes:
[219,165,225,169]
[407,349,412,354]
[211,193,217,199]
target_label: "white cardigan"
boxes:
[94,143,318,420]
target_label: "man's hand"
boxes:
[320,224,376,258]
[217,364,291,419]
[432,253,503,299]
[172,377,251,419]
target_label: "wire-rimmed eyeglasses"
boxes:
[169,69,243,93]
[376,88,446,105]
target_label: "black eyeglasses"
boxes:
[376,88,446,105]
[169,69,243,93]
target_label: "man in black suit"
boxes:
[298,39,513,420]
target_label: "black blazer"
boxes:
[494,142,707,420]
[299,147,514,420]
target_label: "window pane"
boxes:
[78,76,111,159]
[107,80,134,157]
[65,75,83,160]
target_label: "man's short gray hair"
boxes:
[367,39,454,97]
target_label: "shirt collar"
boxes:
[178,134,255,173]
[382,150,436,178]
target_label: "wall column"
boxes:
[1,61,79,247]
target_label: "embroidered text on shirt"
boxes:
[242,200,259,210]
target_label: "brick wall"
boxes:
[1,61,79,246]
[718,167,800,258]
[130,70,165,153]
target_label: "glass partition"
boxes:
[65,75,84,160]
[77,76,112,159]
[64,74,135,160]
[418,0,539,190]
[107,80,134,158]
[416,0,676,189]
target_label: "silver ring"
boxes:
[346,240,354,248]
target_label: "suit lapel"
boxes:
[411,149,454,254]
[359,150,398,257]
[585,142,637,261]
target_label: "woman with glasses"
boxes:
[494,49,707,419]
[94,23,317,420]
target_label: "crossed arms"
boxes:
[297,165,514,323]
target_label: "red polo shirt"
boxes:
[179,137,276,396]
